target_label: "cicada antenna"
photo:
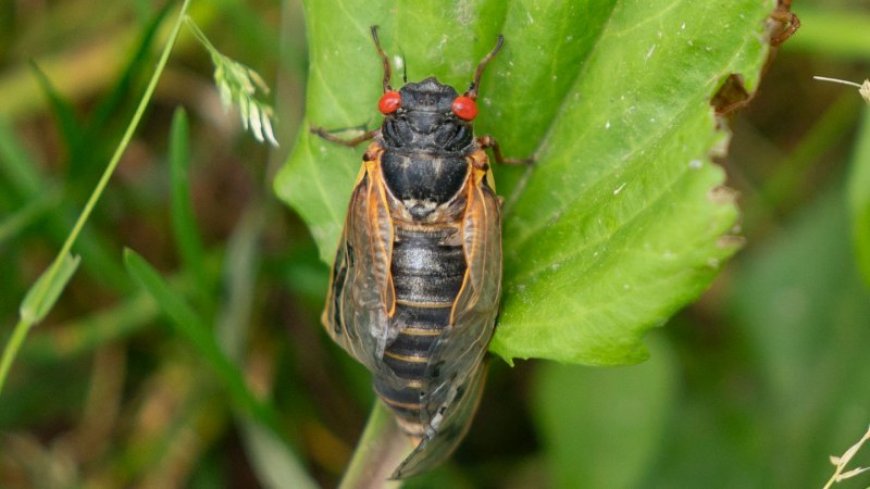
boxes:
[466,35,504,100]
[370,25,393,92]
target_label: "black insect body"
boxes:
[314,26,524,479]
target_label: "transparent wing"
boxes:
[392,174,502,478]
[391,360,488,479]
[322,152,399,373]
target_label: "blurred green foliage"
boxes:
[0,0,869,488]
[848,108,870,284]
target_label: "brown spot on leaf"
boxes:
[712,74,752,116]
[717,235,745,250]
[708,185,738,206]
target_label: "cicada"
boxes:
[313,26,524,479]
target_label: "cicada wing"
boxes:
[390,361,488,479]
[392,177,503,478]
[322,153,399,373]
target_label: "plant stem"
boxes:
[338,400,414,489]
[0,319,31,395]
[0,0,192,397]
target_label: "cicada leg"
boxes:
[310,126,378,147]
[477,135,534,166]
[309,25,393,148]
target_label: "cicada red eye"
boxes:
[378,91,401,114]
[451,96,478,121]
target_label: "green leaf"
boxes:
[848,107,870,285]
[19,252,81,324]
[275,0,773,365]
[532,336,676,489]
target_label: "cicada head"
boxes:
[380,77,474,152]
[371,27,503,153]
[398,77,458,114]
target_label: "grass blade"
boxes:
[169,108,210,303]
[848,107,870,285]
[0,117,42,196]
[88,3,172,134]
[28,62,83,163]
[240,418,320,489]
[0,190,59,247]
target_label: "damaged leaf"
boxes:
[276,0,774,365]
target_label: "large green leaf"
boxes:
[275,0,774,365]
